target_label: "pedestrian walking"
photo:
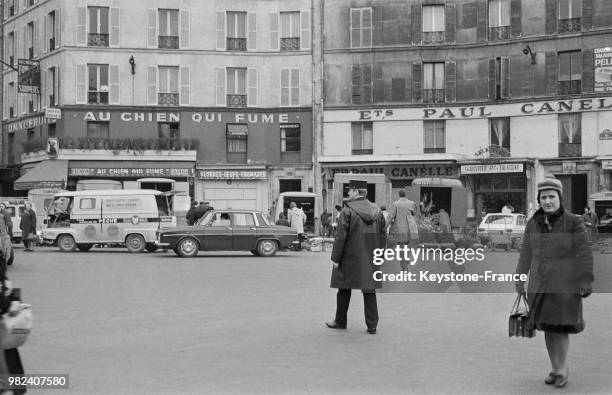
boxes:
[380,206,389,225]
[581,206,598,242]
[331,205,342,237]
[514,176,593,388]
[20,201,36,252]
[320,209,331,237]
[438,208,451,233]
[185,201,198,225]
[326,180,386,335]
[275,213,290,227]
[387,189,418,250]
[287,202,306,249]
[0,203,13,238]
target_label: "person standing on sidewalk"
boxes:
[515,176,593,388]
[581,206,598,243]
[20,202,36,252]
[326,180,386,335]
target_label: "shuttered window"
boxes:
[558,51,582,94]
[423,63,445,103]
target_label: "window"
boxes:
[422,5,445,44]
[351,122,373,155]
[8,0,15,16]
[424,121,446,153]
[7,32,14,66]
[227,124,248,163]
[158,9,179,49]
[27,128,35,141]
[158,66,179,105]
[88,64,109,104]
[158,123,180,139]
[8,82,14,118]
[352,64,372,105]
[49,66,57,106]
[281,69,299,107]
[350,8,372,48]
[558,113,581,157]
[280,124,301,152]
[48,123,56,138]
[558,51,582,94]
[489,0,510,39]
[79,198,96,210]
[27,22,34,59]
[88,6,109,47]
[87,121,109,138]
[559,0,582,33]
[227,68,247,108]
[233,213,255,227]
[423,63,445,103]
[280,12,300,50]
[227,11,247,51]
[7,134,15,165]
[48,11,56,51]
[490,118,510,153]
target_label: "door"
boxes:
[201,211,233,250]
[231,212,258,250]
[75,197,102,243]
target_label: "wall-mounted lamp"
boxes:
[128,55,136,75]
[522,44,536,65]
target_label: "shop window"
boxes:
[280,124,300,153]
[87,121,109,138]
[558,51,582,94]
[350,8,372,48]
[351,122,373,155]
[558,113,581,157]
[226,11,247,51]
[559,0,582,33]
[489,0,510,40]
[158,9,179,49]
[280,12,300,50]
[423,62,445,103]
[88,64,109,104]
[422,5,445,44]
[424,120,445,153]
[489,117,510,154]
[88,6,110,47]
[226,124,247,163]
[158,123,180,139]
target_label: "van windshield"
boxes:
[155,195,172,216]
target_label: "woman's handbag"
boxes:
[1,303,33,349]
[508,294,535,338]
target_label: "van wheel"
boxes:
[58,235,76,252]
[177,238,199,257]
[145,243,158,253]
[126,234,146,253]
[77,244,93,252]
[257,239,278,257]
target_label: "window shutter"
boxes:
[510,0,522,37]
[373,64,384,103]
[76,6,86,46]
[247,13,256,51]
[372,7,383,46]
[411,5,422,45]
[476,0,487,42]
[147,9,157,48]
[300,10,310,50]
[55,9,61,48]
[350,9,359,48]
[362,64,372,104]
[270,13,279,50]
[247,68,257,106]
[445,61,456,102]
[216,12,226,50]
[76,64,87,104]
[391,78,406,102]
[43,15,48,53]
[180,67,190,105]
[55,66,60,106]
[412,62,422,102]
[445,4,456,43]
[501,57,509,98]
[545,52,558,96]
[582,0,593,30]
[352,65,361,104]
[109,65,119,104]
[42,69,48,108]
[110,7,120,47]
[147,66,157,105]
[582,49,594,93]
[22,25,26,59]
[180,10,190,48]
[488,59,496,99]
[398,6,411,44]
[33,20,38,57]
[216,68,226,106]
[545,0,558,35]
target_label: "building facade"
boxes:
[321,0,612,224]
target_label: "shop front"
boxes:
[195,166,268,212]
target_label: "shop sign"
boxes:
[328,165,457,179]
[562,162,577,174]
[595,47,612,92]
[460,164,524,174]
[45,107,62,120]
[6,113,57,133]
[602,160,612,170]
[197,169,267,180]
[18,59,40,94]
[82,111,294,125]
[69,168,194,178]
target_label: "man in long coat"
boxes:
[326,180,386,334]
[20,202,36,252]
[387,189,418,246]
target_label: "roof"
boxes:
[54,189,163,197]
[14,160,68,191]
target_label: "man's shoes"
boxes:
[367,328,376,335]
[554,371,569,388]
[544,372,556,385]
[325,321,346,329]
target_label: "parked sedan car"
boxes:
[477,213,527,250]
[156,209,298,257]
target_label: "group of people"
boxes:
[0,202,37,252]
[324,177,593,389]
[276,202,307,249]
[185,201,213,226]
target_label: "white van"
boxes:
[41,189,176,253]
[28,188,67,233]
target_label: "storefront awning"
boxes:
[14,160,68,190]
[412,177,463,187]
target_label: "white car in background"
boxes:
[477,213,527,250]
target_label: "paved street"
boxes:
[5,246,612,394]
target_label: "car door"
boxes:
[201,212,233,251]
[231,212,257,251]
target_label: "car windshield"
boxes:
[484,215,513,225]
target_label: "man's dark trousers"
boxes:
[334,289,378,329]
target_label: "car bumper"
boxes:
[155,241,171,247]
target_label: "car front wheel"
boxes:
[58,235,76,252]
[126,234,146,253]
[257,239,278,257]
[177,237,199,258]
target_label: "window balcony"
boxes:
[88,91,109,104]
[559,18,582,33]
[423,89,445,104]
[227,94,247,108]
[488,26,510,40]
[351,149,373,155]
[558,80,582,95]
[280,37,300,51]
[226,37,247,51]
[424,148,446,153]
[158,35,179,49]
[88,33,109,47]
[559,143,581,157]
[158,93,179,106]
[422,31,445,44]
